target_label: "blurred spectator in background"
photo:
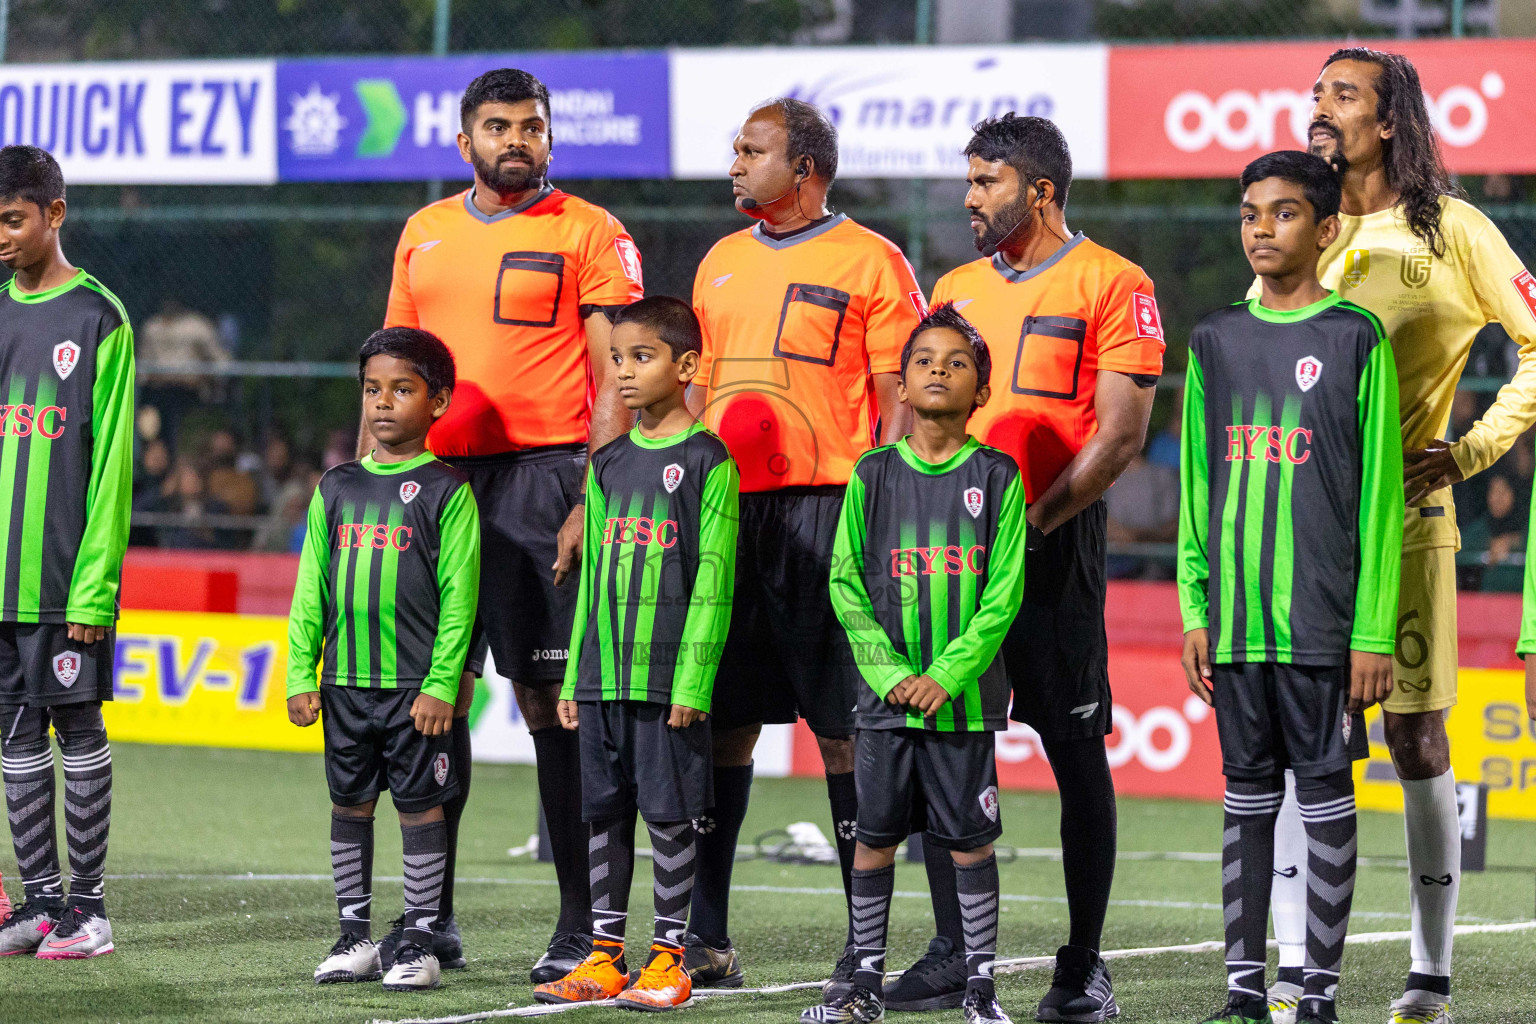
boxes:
[140,458,230,549]
[137,298,231,447]
[1460,472,1527,592]
[255,436,296,510]
[253,458,320,553]
[1145,398,1180,473]
[1105,444,1180,580]
[321,428,355,470]
[129,438,171,547]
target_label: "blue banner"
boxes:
[276,52,669,181]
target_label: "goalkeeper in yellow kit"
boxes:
[1253,48,1536,1024]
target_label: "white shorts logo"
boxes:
[53,341,80,381]
[978,785,999,823]
[433,753,450,786]
[663,463,685,494]
[1295,356,1323,392]
[399,480,420,504]
[1342,713,1352,742]
[52,651,82,688]
[963,486,984,519]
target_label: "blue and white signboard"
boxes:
[276,53,670,181]
[0,60,278,184]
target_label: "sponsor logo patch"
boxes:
[52,651,81,688]
[1400,250,1433,289]
[1513,269,1536,323]
[663,463,684,494]
[433,753,450,786]
[1295,355,1323,392]
[978,785,999,823]
[52,341,80,381]
[963,486,984,519]
[908,290,928,316]
[1342,248,1370,288]
[614,238,643,287]
[1132,293,1164,340]
[399,480,420,504]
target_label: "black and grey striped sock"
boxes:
[1222,780,1284,1008]
[331,813,374,939]
[2,709,62,904]
[1298,771,1356,1017]
[60,741,111,914]
[401,820,448,949]
[648,820,694,953]
[956,855,1000,1002]
[850,865,894,993]
[591,814,636,959]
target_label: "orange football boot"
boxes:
[533,945,629,1004]
[616,946,694,1012]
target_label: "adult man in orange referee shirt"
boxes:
[885,115,1164,1021]
[378,68,643,982]
[683,98,921,996]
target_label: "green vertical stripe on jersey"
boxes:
[926,518,954,731]
[595,515,618,700]
[377,502,404,683]
[334,501,356,683]
[1241,392,1273,655]
[350,503,378,684]
[1218,391,1245,657]
[0,375,25,600]
[1271,396,1301,655]
[899,520,920,676]
[16,376,55,616]
[627,491,670,700]
[611,491,645,695]
[956,515,979,730]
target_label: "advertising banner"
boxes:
[1107,39,1536,179]
[0,60,276,184]
[276,53,670,182]
[669,45,1108,180]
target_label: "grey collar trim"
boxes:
[990,231,1087,283]
[463,184,554,224]
[751,212,848,250]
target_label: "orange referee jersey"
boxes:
[931,234,1165,502]
[385,186,644,457]
[693,214,923,492]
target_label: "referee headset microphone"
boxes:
[740,158,809,210]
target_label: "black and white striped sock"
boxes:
[850,865,894,994]
[956,855,1001,1002]
[590,814,636,959]
[401,821,447,949]
[1298,771,1356,1017]
[1222,781,1284,1006]
[2,709,62,904]
[331,813,374,939]
[60,740,111,914]
[648,820,694,953]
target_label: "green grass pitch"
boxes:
[2,744,1534,1023]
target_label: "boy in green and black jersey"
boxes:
[811,303,1027,1024]
[0,146,134,961]
[537,296,738,1012]
[1178,151,1401,1024]
[286,327,480,993]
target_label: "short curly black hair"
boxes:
[460,68,550,132]
[900,302,992,394]
[0,145,65,212]
[1240,150,1342,223]
[964,114,1072,209]
[614,296,702,361]
[358,327,456,396]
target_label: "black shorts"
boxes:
[711,486,858,738]
[855,727,1002,851]
[320,685,459,813]
[1004,500,1110,740]
[0,622,115,706]
[579,700,712,824]
[445,445,586,685]
[1212,662,1356,781]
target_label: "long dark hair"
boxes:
[1323,47,1461,257]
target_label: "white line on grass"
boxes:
[366,920,1536,1024]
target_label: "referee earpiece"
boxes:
[796,159,809,180]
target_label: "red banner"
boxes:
[1107,39,1536,179]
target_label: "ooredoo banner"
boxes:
[670,45,1109,180]
[1107,39,1536,179]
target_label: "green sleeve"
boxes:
[421,483,481,703]
[561,463,607,701]
[1519,475,1536,655]
[926,473,1028,698]
[1176,353,1211,633]
[1351,335,1403,654]
[828,468,913,698]
[670,458,740,711]
[285,488,332,698]
[67,323,136,624]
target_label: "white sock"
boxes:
[1401,769,1459,977]
[1270,769,1307,972]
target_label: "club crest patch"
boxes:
[1342,248,1370,288]
[613,238,643,287]
[1513,269,1536,322]
[53,340,80,381]
[1295,355,1323,392]
[433,753,450,786]
[963,486,984,519]
[1132,293,1164,341]
[52,650,81,687]
[663,463,684,494]
[979,786,999,823]
[399,480,420,504]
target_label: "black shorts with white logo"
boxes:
[855,727,1002,852]
[320,685,458,813]
[1212,661,1357,781]
[1004,500,1111,741]
[578,700,713,824]
[710,486,859,738]
[444,445,587,685]
[0,622,115,706]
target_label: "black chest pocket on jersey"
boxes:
[494,251,565,327]
[1011,315,1088,400]
[773,283,851,366]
